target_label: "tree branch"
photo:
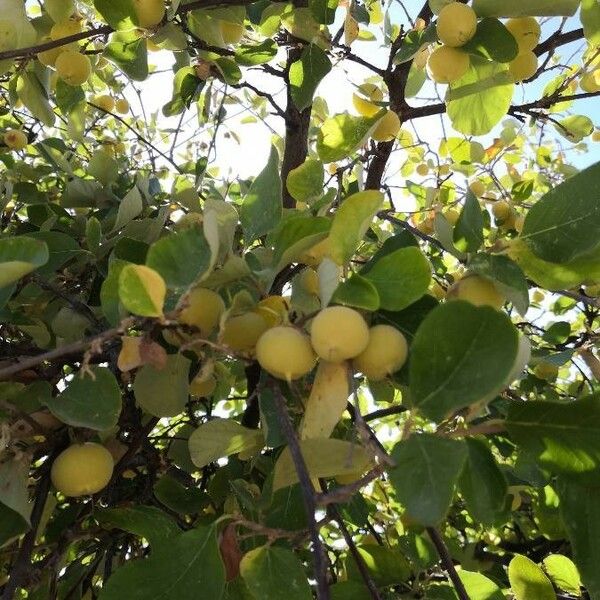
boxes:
[426,527,470,600]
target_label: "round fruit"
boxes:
[448,275,505,310]
[353,325,408,381]
[372,110,400,142]
[51,443,114,497]
[256,326,316,381]
[221,312,269,353]
[190,374,217,397]
[436,2,478,48]
[115,98,130,114]
[37,38,63,67]
[416,163,429,176]
[46,0,75,23]
[509,51,538,82]
[133,0,166,28]
[352,83,384,117]
[438,164,451,176]
[469,179,485,196]
[580,70,600,93]
[220,21,245,44]
[534,362,559,382]
[505,17,541,52]
[178,287,225,336]
[55,50,91,86]
[492,200,512,220]
[444,208,460,225]
[4,129,27,150]
[255,296,289,327]
[592,130,600,142]
[50,19,82,41]
[427,46,470,84]
[93,95,115,112]
[310,306,369,363]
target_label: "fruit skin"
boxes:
[427,46,470,84]
[55,50,91,86]
[4,129,27,150]
[492,200,512,221]
[132,0,166,29]
[221,312,269,353]
[352,83,384,117]
[256,326,316,381]
[178,288,225,336]
[51,443,114,497]
[509,51,538,82]
[37,38,64,67]
[469,180,485,197]
[416,163,429,176]
[534,362,559,382]
[93,95,115,112]
[436,2,478,48]
[190,374,217,397]
[372,110,400,142]
[353,324,408,381]
[448,275,505,310]
[592,130,600,142]
[310,306,370,363]
[50,19,82,41]
[580,71,600,93]
[254,296,289,327]
[443,208,460,226]
[115,98,130,114]
[505,17,540,52]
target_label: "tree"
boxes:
[0,0,599,598]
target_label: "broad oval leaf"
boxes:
[119,264,166,317]
[286,158,324,203]
[0,236,48,288]
[508,554,556,600]
[290,44,332,111]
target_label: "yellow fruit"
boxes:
[372,110,400,142]
[592,130,600,142]
[255,296,289,327]
[299,237,331,267]
[55,50,91,86]
[492,200,512,220]
[46,0,75,23]
[439,164,451,176]
[132,0,166,28]
[178,288,225,336]
[505,17,541,52]
[436,2,478,48]
[37,38,63,67]
[93,95,115,112]
[221,312,269,353]
[50,19,82,41]
[4,129,28,150]
[256,326,316,381]
[532,290,545,303]
[310,306,369,363]
[352,83,384,117]
[469,180,485,197]
[416,163,429,176]
[51,443,114,497]
[220,21,245,44]
[353,324,408,381]
[427,46,470,84]
[448,275,505,310]
[298,268,319,296]
[115,98,130,114]
[415,212,435,235]
[327,163,338,175]
[580,71,600,93]
[534,362,558,382]
[190,374,217,397]
[513,215,525,233]
[443,208,460,225]
[509,51,538,82]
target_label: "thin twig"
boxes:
[426,527,470,600]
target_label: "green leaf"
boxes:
[104,30,149,81]
[146,228,212,289]
[459,571,505,600]
[410,301,519,422]
[188,419,263,469]
[235,39,278,66]
[119,264,166,317]
[582,0,600,46]
[133,354,191,417]
[316,112,383,162]
[446,58,514,136]
[213,57,242,85]
[506,395,600,484]
[472,0,580,17]
[99,526,225,600]
[101,259,128,326]
[508,554,556,600]
[520,162,600,264]
[328,190,384,265]
[389,434,467,526]
[94,0,136,30]
[289,44,332,111]
[96,506,180,547]
[309,0,338,24]
[0,457,30,527]
[45,367,121,430]
[286,158,324,202]
[332,274,380,311]
[344,545,411,587]
[469,253,529,315]
[393,24,438,64]
[361,247,431,311]
[16,72,55,127]
[330,582,370,600]
[240,546,312,600]
[153,476,206,514]
[240,146,282,243]
[459,438,507,525]
[462,18,519,63]
[555,115,594,143]
[542,555,581,596]
[0,236,48,288]
[55,80,85,114]
[163,67,204,117]
[453,191,484,253]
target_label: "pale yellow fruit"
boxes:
[592,130,600,142]
[256,326,316,381]
[50,19,82,41]
[93,95,115,112]
[310,306,369,363]
[438,164,451,176]
[509,51,538,82]
[115,98,130,114]
[51,443,114,497]
[353,325,408,381]
[220,21,245,44]
[55,50,91,86]
[534,362,558,382]
[427,46,470,84]
[190,374,217,397]
[443,208,460,226]
[352,83,384,117]
[492,200,512,220]
[436,2,477,48]
[221,312,269,353]
[505,17,541,52]
[414,212,435,235]
[580,71,600,93]
[372,110,400,142]
[416,163,429,176]
[469,179,485,197]
[178,288,225,336]
[448,275,505,310]
[4,129,27,150]
[254,296,289,327]
[37,38,64,67]
[133,0,166,28]
[46,0,75,23]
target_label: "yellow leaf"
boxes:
[119,264,166,317]
[344,11,359,45]
[117,336,143,372]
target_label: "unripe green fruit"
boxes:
[310,306,369,363]
[353,325,408,381]
[256,326,316,381]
